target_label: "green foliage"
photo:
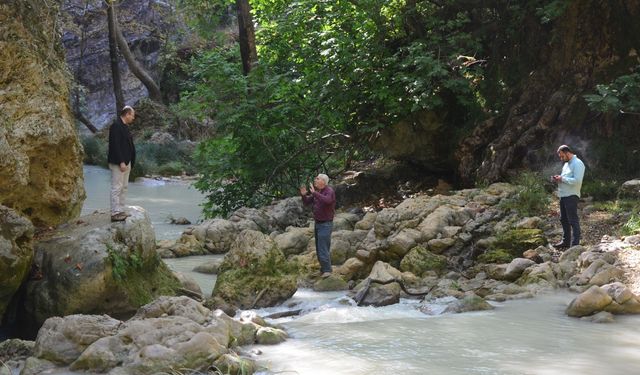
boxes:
[175,0,571,216]
[535,0,570,24]
[158,161,185,176]
[182,0,493,217]
[622,214,640,236]
[589,136,640,179]
[501,171,551,216]
[105,244,143,282]
[584,69,640,113]
[175,0,235,40]
[400,246,448,276]
[130,141,195,180]
[493,228,547,257]
[582,178,620,201]
[477,249,513,264]
[592,199,640,214]
[106,244,180,306]
[81,135,107,166]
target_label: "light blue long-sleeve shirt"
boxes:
[558,155,585,198]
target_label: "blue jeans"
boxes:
[314,221,333,273]
[560,195,580,246]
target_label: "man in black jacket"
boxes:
[108,106,136,222]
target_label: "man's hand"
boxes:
[552,175,562,183]
[119,162,127,172]
[299,186,308,195]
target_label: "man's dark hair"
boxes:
[120,105,134,116]
[557,145,573,153]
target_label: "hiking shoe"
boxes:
[321,272,332,278]
[111,212,128,222]
[553,242,569,249]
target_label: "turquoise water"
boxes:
[82,165,205,240]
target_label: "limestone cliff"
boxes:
[0,0,85,227]
[61,0,185,129]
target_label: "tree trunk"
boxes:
[236,0,257,75]
[112,2,163,103]
[107,1,125,112]
[74,110,98,133]
[71,0,98,133]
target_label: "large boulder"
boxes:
[0,1,85,227]
[619,179,640,200]
[21,207,180,336]
[24,297,272,374]
[566,285,614,317]
[0,206,34,323]
[492,229,548,258]
[193,219,240,254]
[212,230,297,309]
[355,261,403,307]
[400,246,448,277]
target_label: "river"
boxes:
[82,165,640,375]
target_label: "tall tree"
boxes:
[236,0,257,75]
[68,0,98,132]
[109,0,163,102]
[107,0,125,111]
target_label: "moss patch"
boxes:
[477,249,513,264]
[214,269,297,309]
[400,246,448,276]
[493,229,547,258]
[110,254,180,307]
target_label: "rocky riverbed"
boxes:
[2,181,640,374]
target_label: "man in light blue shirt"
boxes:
[552,145,585,248]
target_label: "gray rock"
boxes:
[504,258,536,281]
[214,230,297,309]
[443,293,494,313]
[34,314,121,365]
[515,216,543,229]
[619,179,640,199]
[355,212,377,230]
[23,207,179,331]
[566,285,613,317]
[580,311,615,323]
[274,227,313,256]
[193,259,223,274]
[313,275,349,292]
[255,327,288,345]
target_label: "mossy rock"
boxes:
[493,229,547,258]
[477,249,514,264]
[213,270,297,309]
[399,246,448,276]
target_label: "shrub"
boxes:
[622,214,640,236]
[501,171,551,216]
[582,178,620,201]
[157,161,184,176]
[81,135,107,166]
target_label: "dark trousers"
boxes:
[560,195,580,246]
[314,221,333,273]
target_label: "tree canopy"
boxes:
[175,0,571,217]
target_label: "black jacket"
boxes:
[107,117,136,167]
